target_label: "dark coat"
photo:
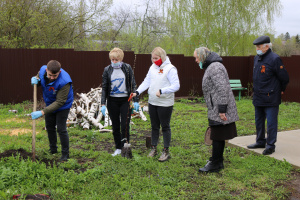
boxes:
[101,63,138,105]
[253,49,289,106]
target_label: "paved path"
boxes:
[228,129,300,168]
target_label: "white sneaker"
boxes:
[112,149,122,156]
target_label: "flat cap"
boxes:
[253,35,270,45]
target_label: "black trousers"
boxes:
[148,103,173,148]
[212,140,225,162]
[45,109,70,155]
[107,97,131,149]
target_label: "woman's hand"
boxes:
[219,113,227,121]
[132,93,137,97]
[156,90,161,97]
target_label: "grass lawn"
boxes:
[0,98,300,199]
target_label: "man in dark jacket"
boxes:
[247,36,289,155]
[31,60,74,161]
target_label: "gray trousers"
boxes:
[148,103,173,148]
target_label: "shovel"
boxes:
[32,84,37,161]
[121,94,133,159]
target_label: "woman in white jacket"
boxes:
[133,47,180,162]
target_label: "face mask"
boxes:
[154,58,162,66]
[256,50,263,56]
[111,61,121,68]
[199,62,203,69]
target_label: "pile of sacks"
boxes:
[67,87,147,132]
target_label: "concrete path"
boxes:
[228,129,300,168]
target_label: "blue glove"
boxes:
[101,106,106,116]
[31,111,43,119]
[133,102,139,112]
[31,77,39,85]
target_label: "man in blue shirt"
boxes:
[247,36,289,155]
[31,60,73,161]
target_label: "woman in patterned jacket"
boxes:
[193,47,239,173]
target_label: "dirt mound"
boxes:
[0,148,32,159]
[0,148,55,167]
[13,193,50,199]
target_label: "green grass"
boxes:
[0,99,300,199]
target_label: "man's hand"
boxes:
[31,111,43,119]
[101,106,106,116]
[31,77,39,85]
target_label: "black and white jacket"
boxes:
[202,52,239,126]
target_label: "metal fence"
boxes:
[0,48,299,104]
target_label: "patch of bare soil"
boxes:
[0,148,56,168]
[10,128,32,136]
[0,128,39,136]
[5,118,27,123]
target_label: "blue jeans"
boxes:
[255,106,279,150]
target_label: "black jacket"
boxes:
[101,63,138,105]
[253,48,289,106]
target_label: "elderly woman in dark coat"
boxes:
[193,47,239,173]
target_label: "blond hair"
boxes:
[151,47,167,62]
[109,48,124,61]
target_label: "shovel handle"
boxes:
[32,84,37,161]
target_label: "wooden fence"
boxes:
[0,48,299,104]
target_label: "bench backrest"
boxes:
[230,79,242,88]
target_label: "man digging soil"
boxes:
[30,60,74,161]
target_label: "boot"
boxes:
[147,146,158,157]
[158,148,171,162]
[49,149,58,154]
[60,153,69,161]
[199,159,224,173]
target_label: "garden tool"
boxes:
[121,89,133,159]
[32,84,37,161]
[121,55,137,159]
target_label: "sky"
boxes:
[112,0,300,37]
[273,0,300,37]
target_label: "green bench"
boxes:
[230,79,247,101]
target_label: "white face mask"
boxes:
[111,61,121,68]
[256,50,263,56]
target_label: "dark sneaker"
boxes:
[49,149,58,154]
[60,154,69,161]
[147,146,158,157]
[158,148,171,162]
